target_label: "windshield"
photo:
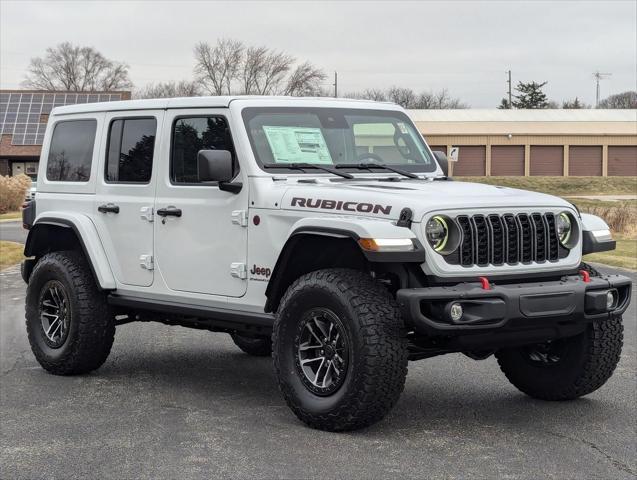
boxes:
[242,107,438,173]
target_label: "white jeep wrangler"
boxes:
[22,96,631,431]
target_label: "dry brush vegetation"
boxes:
[0,174,31,214]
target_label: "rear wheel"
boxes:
[26,251,115,375]
[273,268,408,431]
[230,334,272,357]
[496,316,623,400]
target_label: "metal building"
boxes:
[412,109,637,176]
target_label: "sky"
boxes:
[1,0,635,107]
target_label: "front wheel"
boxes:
[272,268,408,431]
[496,316,623,400]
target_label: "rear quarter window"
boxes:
[46,119,97,182]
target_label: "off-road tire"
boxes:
[231,334,272,357]
[272,268,408,431]
[496,316,623,400]
[26,251,115,375]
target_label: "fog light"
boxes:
[450,303,463,322]
[606,290,617,310]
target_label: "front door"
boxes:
[154,110,248,297]
[93,111,162,287]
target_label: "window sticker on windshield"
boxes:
[262,126,333,164]
[397,122,409,134]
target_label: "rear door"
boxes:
[93,110,164,287]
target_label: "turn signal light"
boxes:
[358,238,414,252]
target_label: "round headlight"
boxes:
[557,212,572,246]
[425,216,448,252]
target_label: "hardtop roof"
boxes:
[50,95,397,116]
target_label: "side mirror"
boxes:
[433,150,449,177]
[198,149,234,183]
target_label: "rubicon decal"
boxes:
[291,197,392,215]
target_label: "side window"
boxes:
[105,118,157,183]
[46,119,97,182]
[171,116,236,184]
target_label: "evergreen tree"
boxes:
[512,81,549,109]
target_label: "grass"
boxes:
[0,241,24,270]
[0,211,21,221]
[459,177,637,269]
[459,176,637,196]
[584,236,637,271]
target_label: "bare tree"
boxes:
[23,42,131,91]
[135,80,202,99]
[350,86,466,108]
[598,91,637,109]
[194,39,244,95]
[387,87,417,108]
[348,88,387,101]
[283,62,326,96]
[194,38,325,96]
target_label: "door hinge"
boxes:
[231,210,249,227]
[140,206,154,222]
[230,262,247,279]
[139,254,154,270]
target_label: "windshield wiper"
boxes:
[335,163,420,179]
[263,163,354,179]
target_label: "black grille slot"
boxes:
[503,214,519,263]
[457,216,474,266]
[532,213,547,262]
[488,215,505,265]
[517,214,533,263]
[450,212,560,267]
[544,213,559,261]
[472,215,490,266]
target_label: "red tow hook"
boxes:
[478,276,491,290]
[579,269,591,283]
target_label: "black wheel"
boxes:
[230,333,272,357]
[273,268,408,431]
[496,316,623,400]
[26,251,115,375]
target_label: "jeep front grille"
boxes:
[454,213,560,267]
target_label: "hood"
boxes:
[279,179,573,221]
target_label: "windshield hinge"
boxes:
[231,210,249,227]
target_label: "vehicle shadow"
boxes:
[96,340,613,436]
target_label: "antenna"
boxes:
[593,71,612,107]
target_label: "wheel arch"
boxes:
[24,214,116,290]
[264,221,426,313]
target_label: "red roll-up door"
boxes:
[569,146,602,176]
[530,146,563,176]
[491,146,525,176]
[453,146,486,176]
[608,146,637,176]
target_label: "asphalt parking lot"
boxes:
[1,262,635,479]
[0,220,27,244]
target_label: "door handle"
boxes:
[156,206,182,218]
[98,203,120,214]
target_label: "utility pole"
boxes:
[506,70,512,108]
[593,71,612,107]
[333,71,338,98]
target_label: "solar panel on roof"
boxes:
[0,91,124,146]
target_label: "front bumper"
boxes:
[397,273,631,336]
